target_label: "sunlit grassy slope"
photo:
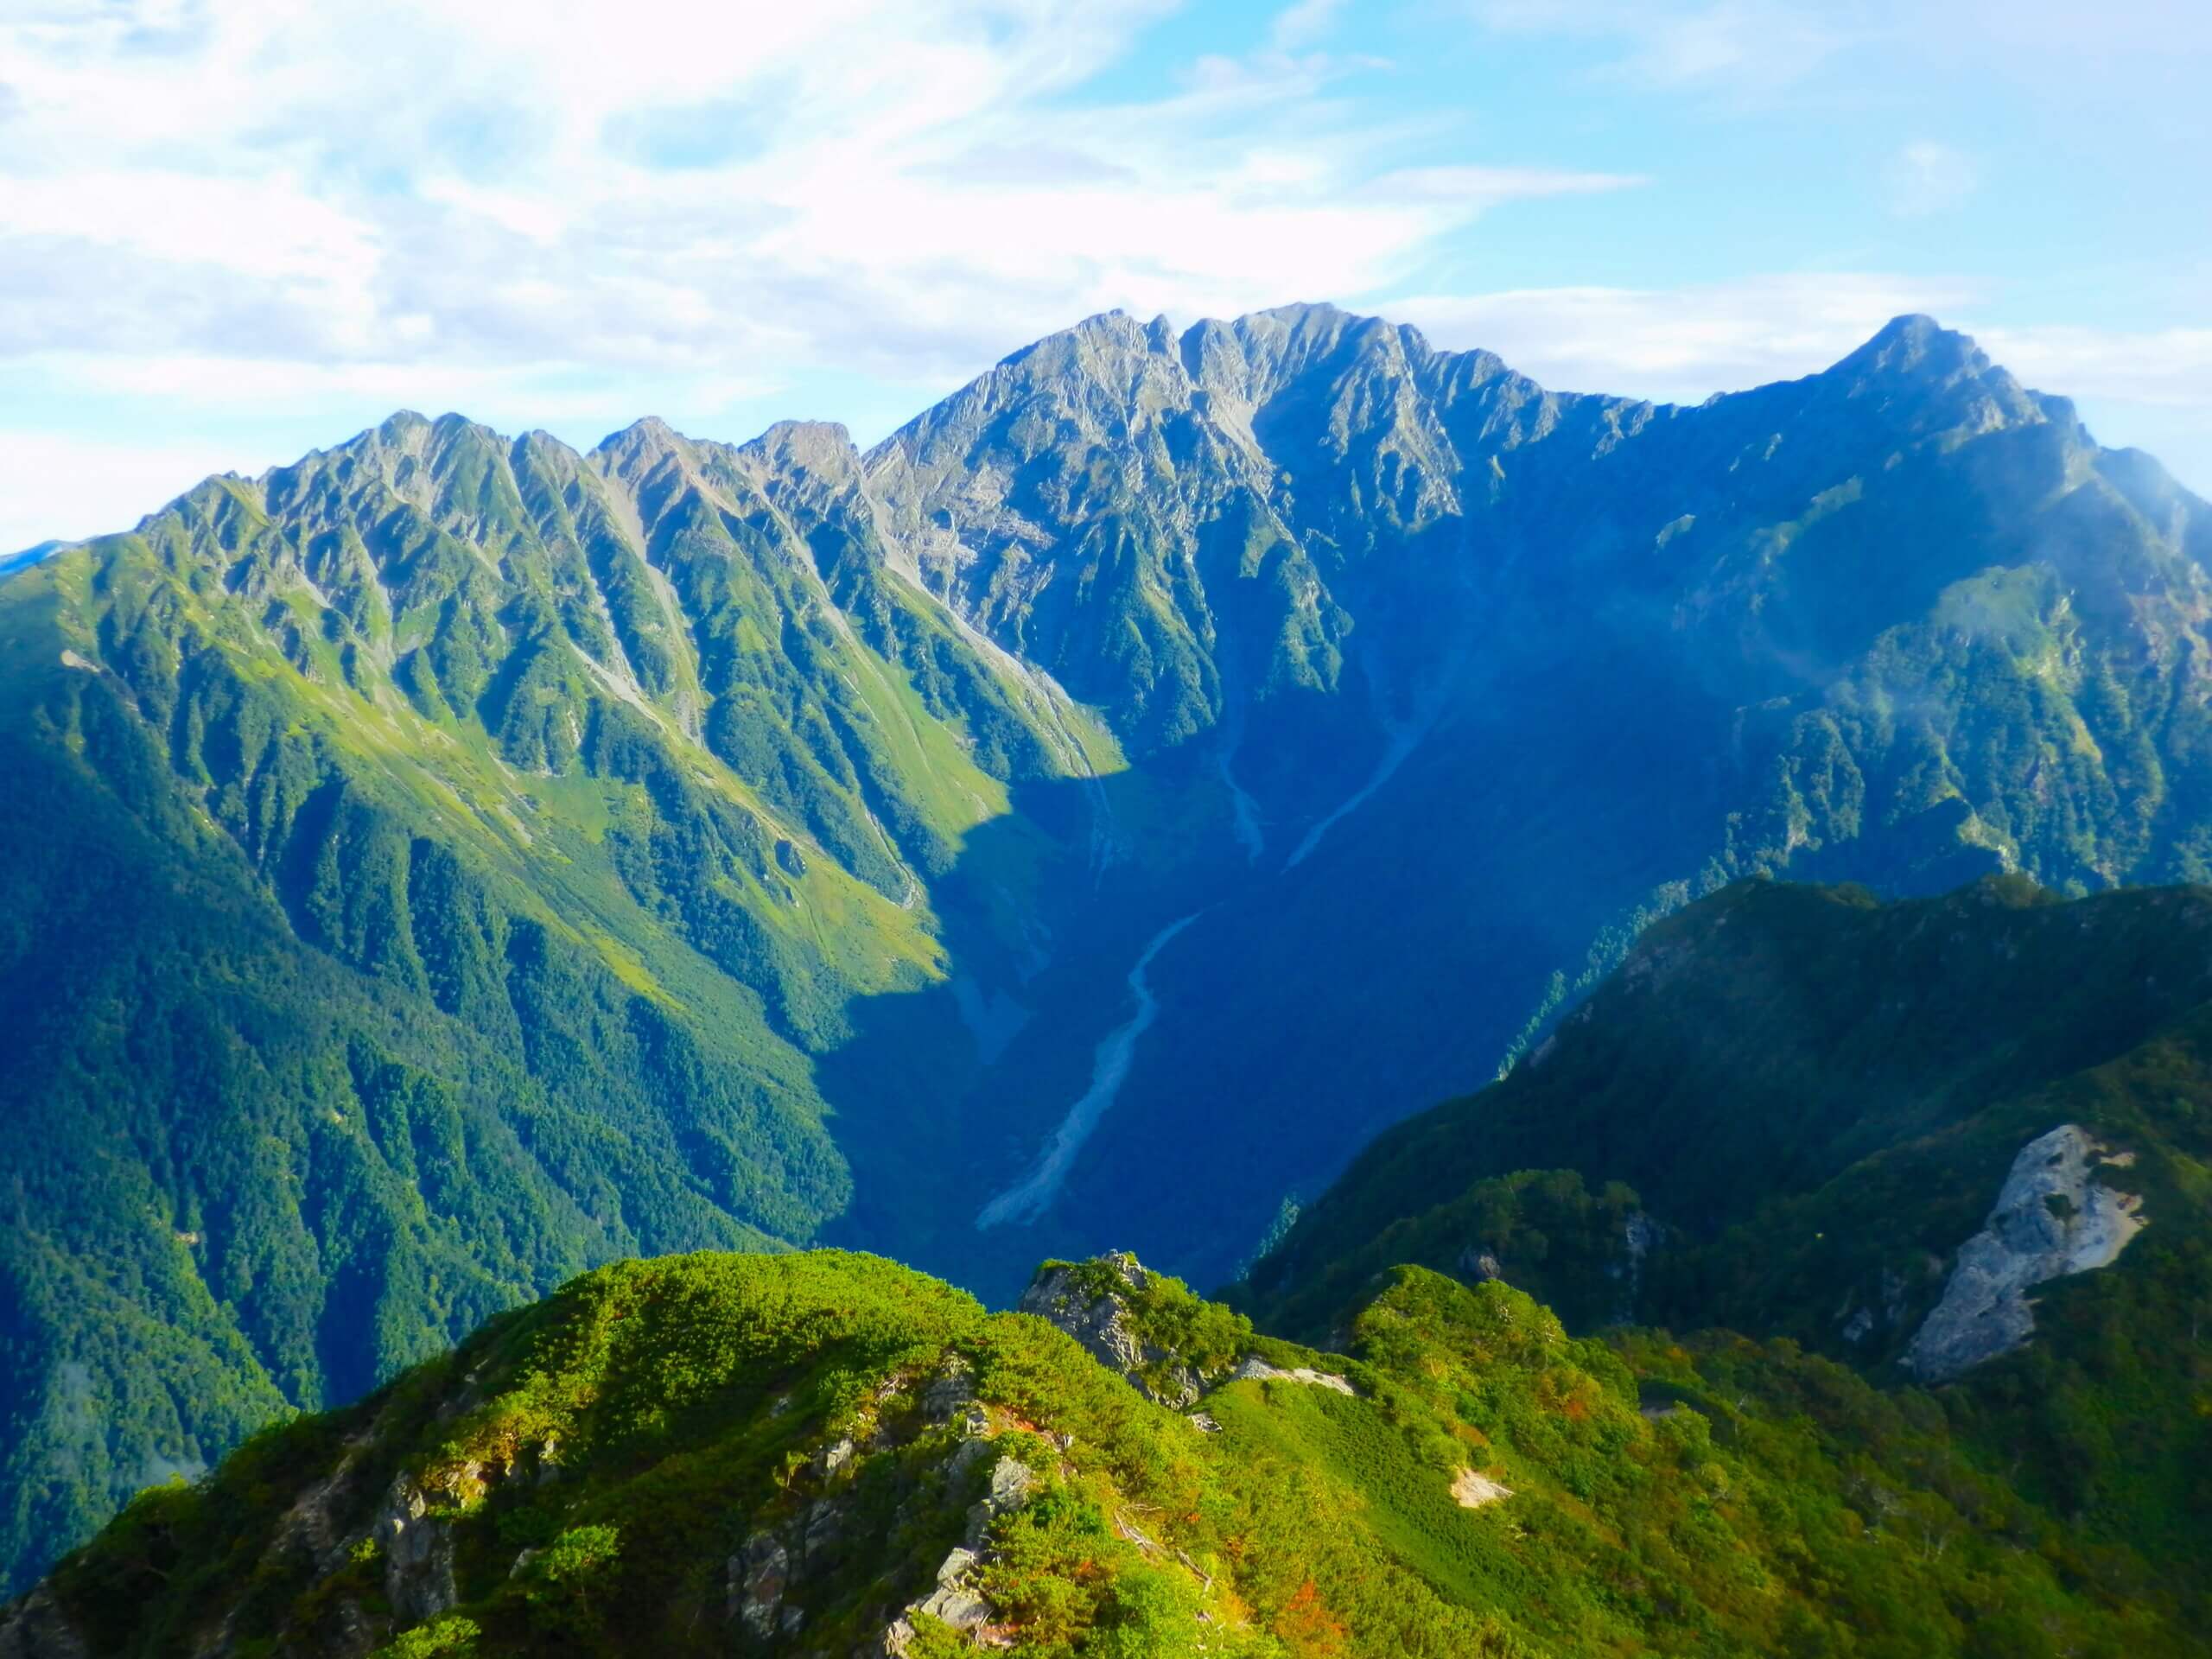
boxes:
[21,1249,2191,1657]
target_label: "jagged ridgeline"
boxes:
[0,410,1128,1592]
[5,304,2212,1592]
[1241,876,2212,1595]
[3,1249,2192,1657]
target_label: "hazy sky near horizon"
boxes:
[2,0,2209,547]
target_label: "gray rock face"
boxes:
[1458,1249,1503,1282]
[730,1533,791,1640]
[916,1545,991,1629]
[1020,1254,1150,1374]
[964,1454,1039,1549]
[725,1420,873,1641]
[921,1357,980,1427]
[374,1478,457,1627]
[878,1442,1040,1651]
[1229,1357,1357,1396]
[810,1436,855,1479]
[801,1495,845,1559]
[880,1545,994,1655]
[0,1586,89,1659]
[1904,1125,2146,1382]
[1016,1253,1210,1407]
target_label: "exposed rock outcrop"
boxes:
[1904,1125,2146,1382]
[1451,1469,1514,1509]
[0,1586,88,1659]
[726,1353,1049,1655]
[1227,1357,1357,1396]
[964,1454,1038,1550]
[1019,1255,1151,1374]
[730,1534,795,1640]
[375,1478,459,1627]
[879,1449,1040,1654]
[1018,1254,1216,1406]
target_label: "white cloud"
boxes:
[1887,141,1978,218]
[1978,325,2212,410]
[1389,276,2212,493]
[0,0,1648,543]
[0,0,1639,516]
[1392,274,2212,418]
[1471,0,1856,95]
[1389,272,1982,397]
[1980,327,2212,489]
[1270,0,1348,51]
[1371,164,1643,205]
[1468,0,2212,100]
[22,351,780,421]
[3,0,2206,540]
[0,433,260,552]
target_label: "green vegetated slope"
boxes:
[0,414,1109,1594]
[1240,875,2212,1587]
[7,1249,2187,1658]
[10,303,2212,1592]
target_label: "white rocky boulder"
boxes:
[1904,1125,2145,1382]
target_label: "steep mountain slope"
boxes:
[1239,875,2212,1578]
[6,1249,2191,1657]
[0,413,1125,1593]
[7,307,2212,1590]
[850,305,2212,1296]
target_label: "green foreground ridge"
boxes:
[3,1244,2192,1658]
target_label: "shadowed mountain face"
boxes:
[3,304,2211,1589]
[1237,874,2212,1588]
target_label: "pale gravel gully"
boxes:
[975,912,1203,1229]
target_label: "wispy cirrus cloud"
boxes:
[1466,0,2212,102]
[1980,325,2212,410]
[1390,273,1982,397]
[1271,0,1351,51]
[1392,276,2212,497]
[1468,0,1858,95]
[0,1,1625,394]
[1886,142,1980,219]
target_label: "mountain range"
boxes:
[3,303,2211,1593]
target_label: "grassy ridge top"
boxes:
[10,1248,2186,1657]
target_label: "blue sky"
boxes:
[3,0,2209,548]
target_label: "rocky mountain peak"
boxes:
[1815,313,2046,435]
[1018,1254,1250,1410]
[594,414,686,467]
[744,418,858,467]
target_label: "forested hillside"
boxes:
[1240,876,2212,1585]
[6,305,2212,1588]
[0,414,1115,1592]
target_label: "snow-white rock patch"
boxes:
[1230,1357,1357,1395]
[1452,1468,1513,1508]
[1903,1124,2145,1382]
